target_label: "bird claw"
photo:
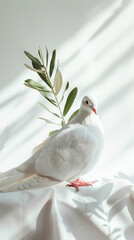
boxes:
[66,179,98,192]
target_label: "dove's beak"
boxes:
[92,107,97,115]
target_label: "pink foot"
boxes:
[67,178,98,192]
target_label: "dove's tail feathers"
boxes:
[0,135,54,190]
[0,153,37,188]
[32,136,52,154]
[0,174,61,192]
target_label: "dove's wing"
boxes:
[0,174,61,192]
[32,135,52,154]
[35,123,100,182]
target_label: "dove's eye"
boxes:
[86,100,88,104]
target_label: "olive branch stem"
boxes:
[42,64,66,125]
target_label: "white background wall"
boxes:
[0,0,134,180]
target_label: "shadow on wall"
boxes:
[0,127,11,154]
[0,0,114,89]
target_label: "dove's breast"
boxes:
[35,122,104,182]
[73,124,104,179]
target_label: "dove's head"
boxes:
[81,95,97,115]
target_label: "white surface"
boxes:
[0,175,134,240]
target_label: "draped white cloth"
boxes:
[0,174,134,240]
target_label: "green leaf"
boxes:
[38,102,60,118]
[49,49,56,77]
[46,46,49,67]
[38,73,51,89]
[65,81,69,91]
[68,109,79,121]
[38,102,52,112]
[49,130,59,136]
[24,64,43,73]
[45,97,57,107]
[25,79,49,91]
[53,113,61,118]
[24,79,51,100]
[31,60,41,69]
[61,121,65,127]
[54,68,63,95]
[24,83,36,90]
[63,87,78,116]
[60,81,69,103]
[38,46,44,65]
[32,61,52,89]
[39,118,60,125]
[60,96,64,103]
[24,51,42,69]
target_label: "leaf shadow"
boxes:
[70,183,114,222]
[107,183,134,223]
[115,172,134,184]
[58,201,109,240]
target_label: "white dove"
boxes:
[0,95,104,192]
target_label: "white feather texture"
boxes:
[0,96,104,192]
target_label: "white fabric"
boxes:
[0,174,134,240]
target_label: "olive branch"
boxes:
[24,47,79,136]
